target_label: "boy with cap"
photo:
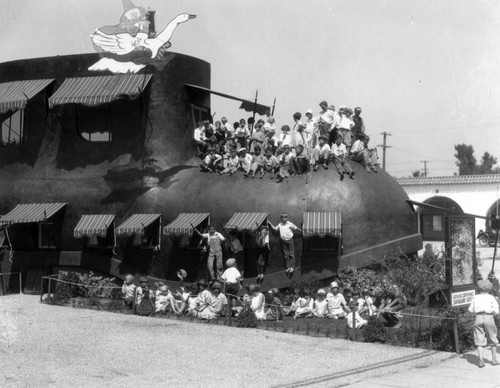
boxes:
[326,281,351,319]
[268,214,302,276]
[332,135,354,180]
[468,279,499,367]
[198,282,228,320]
[313,135,331,171]
[222,258,243,298]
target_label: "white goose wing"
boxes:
[90,29,147,56]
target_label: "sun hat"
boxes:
[306,109,313,115]
[330,281,339,289]
[159,285,168,292]
[226,258,236,267]
[177,269,187,278]
[328,105,336,111]
[345,108,353,115]
[238,147,247,153]
[281,125,290,132]
[197,279,208,286]
[319,100,328,107]
[317,289,326,295]
[478,279,493,292]
[355,107,362,112]
[318,135,327,141]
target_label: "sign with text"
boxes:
[451,289,475,307]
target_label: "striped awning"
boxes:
[0,79,54,114]
[115,214,161,236]
[74,214,115,238]
[1,203,67,224]
[164,213,211,235]
[48,74,153,108]
[224,212,269,232]
[302,212,342,237]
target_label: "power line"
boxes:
[377,131,392,170]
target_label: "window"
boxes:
[306,236,340,252]
[38,223,56,249]
[1,110,24,145]
[432,215,443,231]
[191,104,210,128]
[77,105,112,142]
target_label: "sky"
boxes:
[1,0,500,177]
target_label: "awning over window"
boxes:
[302,212,342,237]
[74,214,115,238]
[48,74,153,108]
[0,79,54,114]
[115,214,161,236]
[164,213,211,235]
[224,212,269,232]
[1,203,67,225]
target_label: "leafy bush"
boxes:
[78,271,121,299]
[51,272,81,304]
[236,306,257,328]
[432,307,475,352]
[363,317,387,343]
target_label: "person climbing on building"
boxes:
[268,214,302,277]
[193,225,226,280]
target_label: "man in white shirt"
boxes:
[194,226,226,280]
[326,281,351,319]
[268,214,302,276]
[317,101,335,141]
[193,121,208,155]
[312,135,331,171]
[332,136,354,180]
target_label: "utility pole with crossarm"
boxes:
[378,132,392,170]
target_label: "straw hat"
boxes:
[330,281,339,289]
[317,289,326,295]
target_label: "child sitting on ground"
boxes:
[265,288,283,321]
[121,274,136,309]
[177,284,198,315]
[359,291,376,316]
[283,289,300,316]
[155,285,180,315]
[136,277,155,316]
[292,144,310,175]
[293,291,314,319]
[312,289,328,318]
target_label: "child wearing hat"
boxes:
[326,281,351,319]
[235,119,249,149]
[338,107,354,152]
[121,274,136,309]
[238,147,253,174]
[312,289,328,318]
[246,146,265,178]
[468,279,499,367]
[293,291,314,319]
[255,225,271,284]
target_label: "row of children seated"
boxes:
[194,103,379,181]
[122,271,403,328]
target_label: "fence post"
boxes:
[351,308,356,341]
[453,319,460,354]
[40,276,45,302]
[47,278,52,304]
[18,271,22,294]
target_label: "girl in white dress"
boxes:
[250,284,266,320]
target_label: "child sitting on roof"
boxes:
[332,135,354,180]
[200,148,222,173]
[291,144,310,175]
[263,127,279,154]
[262,147,279,179]
[121,274,136,309]
[219,149,239,175]
[246,146,265,178]
[313,135,331,171]
[278,125,294,151]
[238,147,253,175]
[276,145,295,182]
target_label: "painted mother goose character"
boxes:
[89,0,196,74]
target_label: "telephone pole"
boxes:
[420,160,429,177]
[378,132,392,170]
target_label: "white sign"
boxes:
[451,289,475,307]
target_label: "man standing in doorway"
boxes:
[268,214,302,277]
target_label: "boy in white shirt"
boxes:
[332,136,354,180]
[268,214,302,276]
[193,226,226,280]
[219,149,239,175]
[221,258,242,314]
[121,274,136,309]
[313,135,331,171]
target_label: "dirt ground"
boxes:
[0,294,454,388]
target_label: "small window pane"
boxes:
[1,110,23,145]
[432,215,442,231]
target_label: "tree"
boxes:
[454,144,477,175]
[411,170,421,177]
[477,152,498,174]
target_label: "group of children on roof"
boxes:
[193,101,380,182]
[121,272,407,329]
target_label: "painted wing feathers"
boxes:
[89,29,143,56]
